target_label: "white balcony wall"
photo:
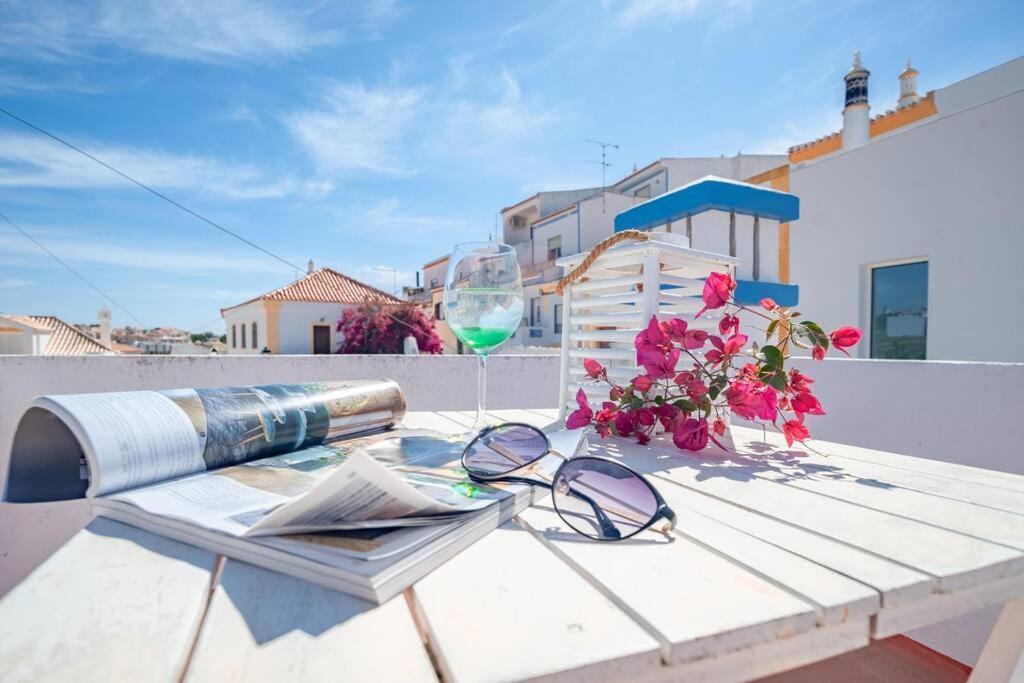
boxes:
[788,80,1024,361]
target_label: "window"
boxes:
[252,322,258,349]
[554,304,563,335]
[430,277,439,288]
[434,302,443,320]
[530,297,541,326]
[547,235,562,261]
[635,184,652,198]
[870,261,927,359]
[231,325,236,348]
[241,323,246,349]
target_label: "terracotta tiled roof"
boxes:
[222,268,402,313]
[6,315,114,355]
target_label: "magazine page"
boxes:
[94,429,510,537]
[4,379,405,503]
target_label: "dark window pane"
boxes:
[871,262,927,359]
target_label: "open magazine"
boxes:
[4,380,584,603]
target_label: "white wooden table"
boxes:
[2,409,1024,682]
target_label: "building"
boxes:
[0,314,115,355]
[220,261,401,355]
[498,154,786,348]
[750,54,1024,361]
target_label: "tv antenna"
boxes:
[585,138,619,211]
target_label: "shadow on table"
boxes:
[586,433,897,490]
[215,559,378,644]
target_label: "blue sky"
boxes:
[1,0,1021,332]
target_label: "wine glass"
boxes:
[443,242,524,432]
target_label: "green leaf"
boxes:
[672,398,697,412]
[654,394,665,405]
[761,344,783,369]
[630,397,644,410]
[766,319,779,340]
[801,321,829,349]
[766,369,788,391]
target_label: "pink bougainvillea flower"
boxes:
[722,333,748,356]
[664,318,689,343]
[724,380,761,420]
[566,388,593,429]
[686,379,708,399]
[614,409,634,437]
[635,407,657,427]
[782,416,811,447]
[657,403,680,429]
[594,402,617,438]
[788,368,814,393]
[673,417,710,451]
[609,386,623,401]
[719,314,740,336]
[632,374,654,393]
[791,391,825,416]
[829,326,862,356]
[760,297,778,312]
[635,316,671,355]
[812,345,826,361]
[638,346,680,379]
[712,417,727,437]
[695,271,736,318]
[636,431,651,445]
[683,328,709,350]
[583,358,605,379]
[757,385,779,422]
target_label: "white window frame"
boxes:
[861,256,928,361]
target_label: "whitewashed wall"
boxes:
[221,300,265,354]
[277,301,349,354]
[788,85,1024,361]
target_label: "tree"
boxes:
[336,300,443,354]
[190,331,216,343]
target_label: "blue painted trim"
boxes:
[614,176,800,232]
[734,280,799,307]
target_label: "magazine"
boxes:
[4,380,584,602]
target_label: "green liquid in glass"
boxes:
[450,326,516,351]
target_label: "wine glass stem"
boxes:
[474,352,488,430]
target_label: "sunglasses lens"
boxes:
[463,425,549,477]
[552,459,659,540]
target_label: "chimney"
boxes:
[898,59,921,108]
[842,51,871,150]
[98,306,111,348]
[307,259,315,275]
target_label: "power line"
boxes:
[0,105,303,273]
[0,106,465,352]
[0,211,146,326]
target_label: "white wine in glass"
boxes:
[443,242,524,432]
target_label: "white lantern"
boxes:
[555,231,736,420]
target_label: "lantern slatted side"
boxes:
[557,236,736,419]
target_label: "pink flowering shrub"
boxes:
[336,300,443,355]
[567,272,861,450]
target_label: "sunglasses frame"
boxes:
[461,422,677,541]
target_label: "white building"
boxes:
[220,262,401,355]
[0,314,115,356]
[499,154,786,348]
[762,54,1024,361]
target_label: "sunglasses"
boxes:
[461,423,676,541]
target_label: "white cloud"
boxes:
[286,65,557,177]
[0,131,332,199]
[354,197,470,233]
[0,0,402,64]
[0,277,34,288]
[285,83,424,176]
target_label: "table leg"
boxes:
[968,597,1024,682]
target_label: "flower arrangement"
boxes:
[337,299,444,355]
[566,271,862,450]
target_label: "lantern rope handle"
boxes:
[554,229,650,294]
